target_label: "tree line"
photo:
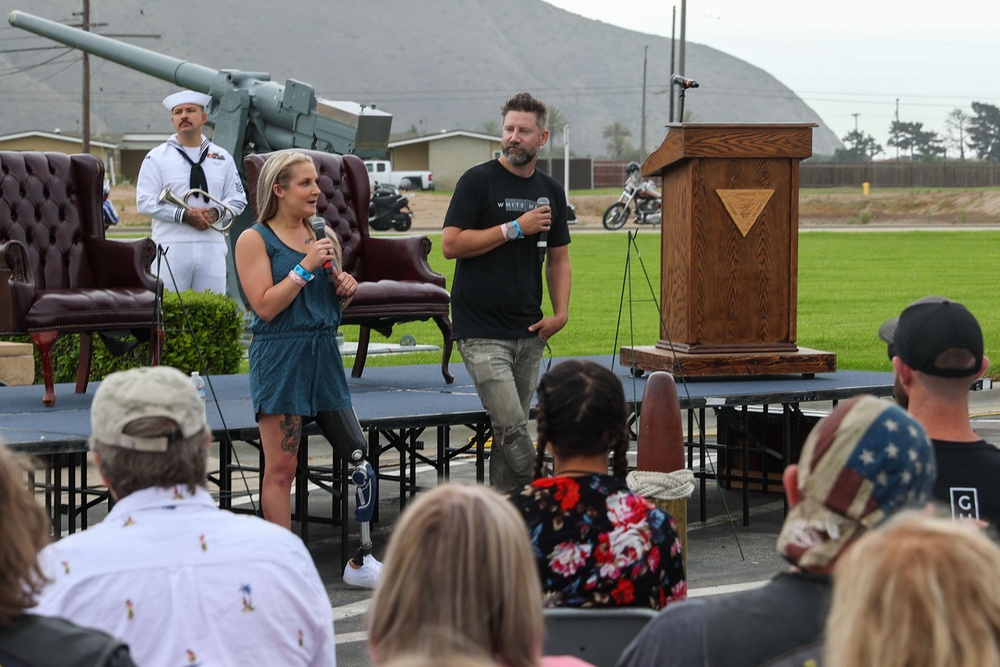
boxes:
[836,102,1000,163]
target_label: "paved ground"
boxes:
[292,391,1000,666]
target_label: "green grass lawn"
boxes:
[349,230,1000,378]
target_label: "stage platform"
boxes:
[0,357,895,565]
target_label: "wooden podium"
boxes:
[621,123,836,377]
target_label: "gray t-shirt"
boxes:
[616,571,831,667]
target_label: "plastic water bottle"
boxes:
[190,371,206,404]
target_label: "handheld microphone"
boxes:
[310,216,336,283]
[671,74,699,89]
[536,197,549,263]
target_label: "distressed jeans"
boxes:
[458,336,546,491]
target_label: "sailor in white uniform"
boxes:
[136,90,247,294]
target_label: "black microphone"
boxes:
[310,216,336,283]
[671,74,699,89]
[536,197,549,263]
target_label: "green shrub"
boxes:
[2,291,243,384]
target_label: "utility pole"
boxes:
[78,0,92,154]
[851,113,861,158]
[669,6,676,123]
[679,0,687,120]
[71,2,158,158]
[895,98,900,159]
[641,45,648,157]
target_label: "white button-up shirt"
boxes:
[34,485,335,667]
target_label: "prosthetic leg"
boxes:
[315,407,380,587]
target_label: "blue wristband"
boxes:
[292,264,315,282]
[512,219,524,239]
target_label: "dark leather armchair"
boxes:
[0,152,162,406]
[244,150,453,383]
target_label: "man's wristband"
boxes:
[512,219,524,239]
[292,264,315,282]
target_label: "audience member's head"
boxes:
[776,395,936,570]
[826,511,1000,667]
[367,483,543,667]
[90,366,209,500]
[878,296,988,408]
[0,446,50,626]
[532,359,630,479]
[377,652,498,667]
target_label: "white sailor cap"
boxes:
[162,90,212,112]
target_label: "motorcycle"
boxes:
[102,180,119,230]
[602,179,661,230]
[369,182,413,232]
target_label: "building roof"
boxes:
[0,130,117,149]
[118,133,173,150]
[388,130,500,148]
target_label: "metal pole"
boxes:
[563,125,570,199]
[669,6,676,123]
[679,0,687,83]
[641,45,648,157]
[81,0,90,154]
[895,98,900,159]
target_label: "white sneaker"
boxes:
[343,554,382,589]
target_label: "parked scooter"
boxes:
[102,181,119,230]
[602,161,661,230]
[369,182,412,232]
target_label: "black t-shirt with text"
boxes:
[444,160,570,340]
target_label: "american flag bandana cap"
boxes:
[776,395,936,568]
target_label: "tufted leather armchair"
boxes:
[244,150,453,383]
[0,152,162,406]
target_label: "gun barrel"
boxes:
[9,10,217,93]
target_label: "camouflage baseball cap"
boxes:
[90,366,206,452]
[776,395,936,569]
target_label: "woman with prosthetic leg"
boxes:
[235,151,381,587]
[315,408,379,576]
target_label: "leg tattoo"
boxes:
[279,414,301,454]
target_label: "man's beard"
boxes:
[502,142,536,167]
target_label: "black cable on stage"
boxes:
[155,246,257,514]
[611,229,744,560]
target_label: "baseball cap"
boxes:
[90,366,206,452]
[162,90,211,112]
[776,395,935,569]
[878,296,984,378]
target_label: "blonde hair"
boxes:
[254,151,316,225]
[826,511,1000,667]
[0,446,50,626]
[378,652,498,667]
[367,483,542,667]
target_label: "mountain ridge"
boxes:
[0,0,842,156]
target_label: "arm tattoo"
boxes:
[279,414,302,454]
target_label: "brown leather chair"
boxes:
[0,152,162,406]
[244,150,453,383]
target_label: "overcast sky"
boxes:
[543,0,999,155]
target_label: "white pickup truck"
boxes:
[364,160,434,191]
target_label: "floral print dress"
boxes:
[508,473,686,609]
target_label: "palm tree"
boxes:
[546,105,568,175]
[480,119,499,136]
[603,121,633,159]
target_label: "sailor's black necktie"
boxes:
[175,146,210,203]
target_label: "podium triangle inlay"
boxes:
[717,189,774,237]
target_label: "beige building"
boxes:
[0,131,119,181]
[387,131,501,190]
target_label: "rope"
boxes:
[627,469,695,501]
